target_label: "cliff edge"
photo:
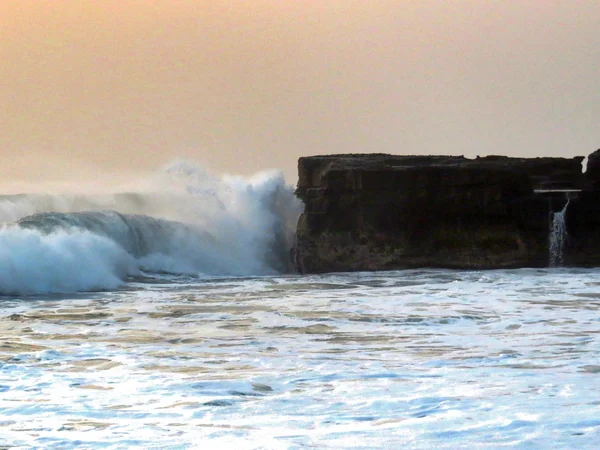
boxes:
[292,153,588,273]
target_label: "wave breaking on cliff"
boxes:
[0,161,302,295]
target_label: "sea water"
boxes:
[0,165,599,449]
[1,269,599,449]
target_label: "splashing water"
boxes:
[549,199,569,267]
[0,161,303,295]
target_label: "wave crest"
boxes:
[0,163,302,295]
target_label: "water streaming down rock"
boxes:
[549,199,569,267]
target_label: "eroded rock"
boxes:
[293,154,586,273]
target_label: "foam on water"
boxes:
[0,268,599,448]
[0,162,302,295]
[0,227,136,295]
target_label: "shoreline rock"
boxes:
[292,153,592,273]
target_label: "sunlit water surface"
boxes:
[1,269,599,449]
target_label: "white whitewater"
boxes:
[549,199,569,267]
[0,162,303,295]
[1,269,599,449]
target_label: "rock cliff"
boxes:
[564,149,600,266]
[292,153,588,273]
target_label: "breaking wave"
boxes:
[0,162,302,295]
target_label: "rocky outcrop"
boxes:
[562,149,600,266]
[583,149,600,190]
[293,154,587,273]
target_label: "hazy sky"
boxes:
[2,0,599,190]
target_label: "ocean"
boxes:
[0,164,599,449]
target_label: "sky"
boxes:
[1,0,599,191]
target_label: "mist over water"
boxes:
[0,161,302,295]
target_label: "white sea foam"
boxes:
[1,269,599,448]
[0,227,136,295]
[0,162,303,295]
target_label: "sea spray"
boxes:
[0,162,303,295]
[0,227,136,295]
[161,161,302,273]
[549,199,569,267]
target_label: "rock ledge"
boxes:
[293,153,592,273]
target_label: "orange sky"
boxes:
[1,0,599,191]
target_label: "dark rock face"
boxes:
[583,149,600,189]
[560,150,600,266]
[293,154,587,273]
[564,192,600,265]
